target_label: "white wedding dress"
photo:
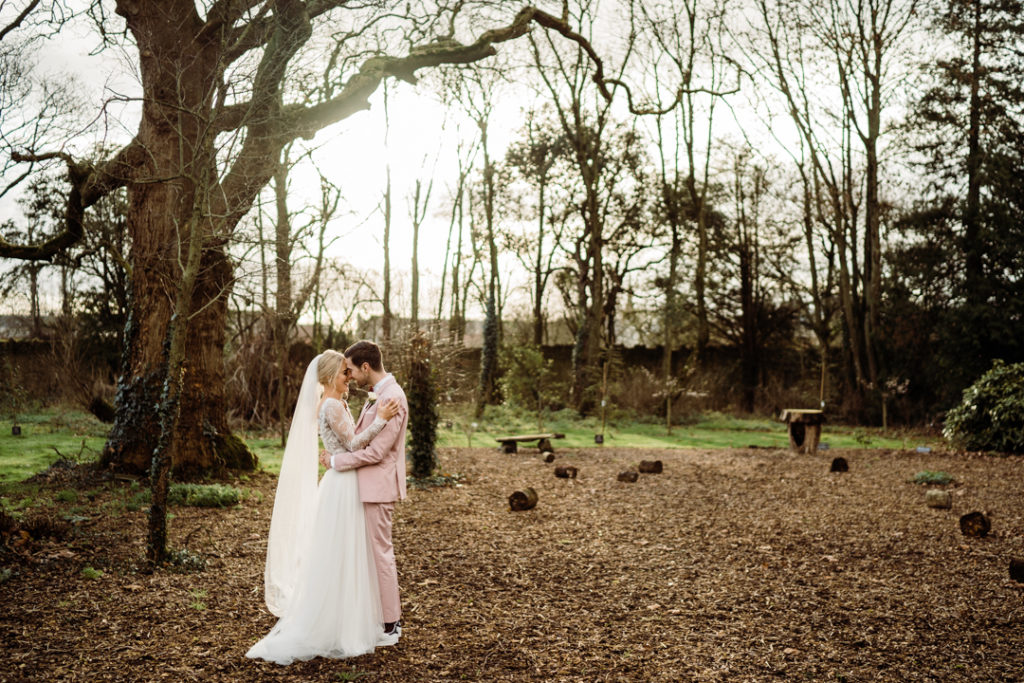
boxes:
[247,394,388,665]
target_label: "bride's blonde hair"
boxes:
[317,350,345,387]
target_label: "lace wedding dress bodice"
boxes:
[318,398,386,454]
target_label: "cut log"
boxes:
[501,441,517,454]
[1010,558,1024,583]
[508,487,538,511]
[542,452,555,463]
[538,438,553,452]
[830,457,849,473]
[617,470,638,482]
[638,460,663,474]
[554,466,578,479]
[959,511,991,538]
[925,489,952,509]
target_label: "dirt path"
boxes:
[2,446,1023,681]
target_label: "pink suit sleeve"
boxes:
[331,401,407,471]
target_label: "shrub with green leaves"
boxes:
[499,343,559,429]
[55,490,78,503]
[913,470,953,485]
[165,547,206,573]
[126,483,242,509]
[944,359,1024,453]
[168,483,241,508]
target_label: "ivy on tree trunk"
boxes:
[407,332,438,479]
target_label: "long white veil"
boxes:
[263,354,322,616]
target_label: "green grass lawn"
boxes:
[433,404,932,451]
[0,408,109,484]
[0,405,935,487]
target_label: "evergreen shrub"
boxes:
[407,333,438,479]
[944,359,1024,453]
[499,343,559,427]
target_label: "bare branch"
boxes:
[0,0,42,42]
[2,142,140,261]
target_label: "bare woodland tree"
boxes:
[439,61,507,416]
[503,107,569,347]
[408,155,437,329]
[637,0,739,376]
[0,1,82,202]
[530,4,639,410]
[1,2,642,481]
[710,146,801,412]
[436,128,478,343]
[748,0,918,415]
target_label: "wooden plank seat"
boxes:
[495,432,566,454]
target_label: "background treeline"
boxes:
[1,0,1022,441]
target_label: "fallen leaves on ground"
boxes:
[2,446,1024,682]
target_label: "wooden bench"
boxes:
[779,409,825,454]
[495,432,565,454]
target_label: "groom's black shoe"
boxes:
[378,620,401,647]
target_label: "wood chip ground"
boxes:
[2,446,1023,681]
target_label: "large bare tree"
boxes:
[0,1,636,475]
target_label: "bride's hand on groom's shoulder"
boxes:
[377,398,400,421]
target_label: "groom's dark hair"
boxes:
[344,340,383,372]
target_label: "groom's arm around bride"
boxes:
[323,383,407,490]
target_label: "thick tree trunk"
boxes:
[101,3,255,478]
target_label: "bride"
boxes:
[247,350,399,664]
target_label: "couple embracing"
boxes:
[247,340,408,664]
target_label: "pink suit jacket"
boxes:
[333,374,408,503]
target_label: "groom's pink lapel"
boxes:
[356,397,373,432]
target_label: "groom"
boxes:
[319,340,408,642]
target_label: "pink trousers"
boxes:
[364,502,401,623]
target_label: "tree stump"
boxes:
[925,489,952,509]
[617,470,638,482]
[554,465,578,479]
[830,457,848,473]
[779,409,825,454]
[501,441,517,454]
[959,511,991,538]
[1010,558,1024,583]
[542,452,555,463]
[638,460,663,474]
[508,487,538,511]
[538,438,553,452]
